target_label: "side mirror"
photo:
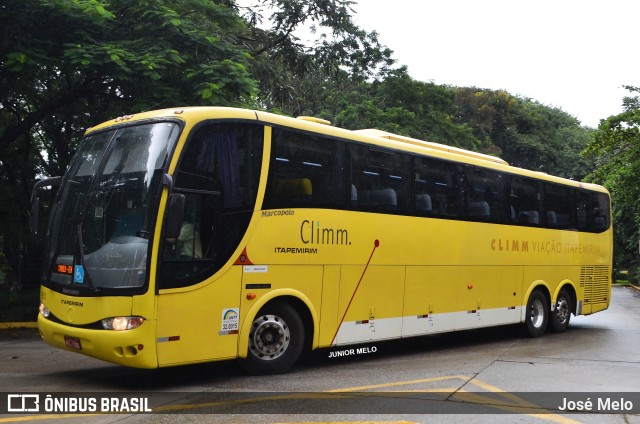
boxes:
[30,176,62,235]
[165,193,185,239]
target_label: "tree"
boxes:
[316,75,593,180]
[0,0,258,295]
[237,0,396,115]
[454,88,593,180]
[0,0,399,299]
[583,86,640,276]
[0,0,603,305]
[323,70,478,149]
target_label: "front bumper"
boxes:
[38,314,158,369]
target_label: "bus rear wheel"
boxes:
[525,290,548,338]
[239,301,304,375]
[550,288,572,333]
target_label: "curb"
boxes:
[0,322,38,329]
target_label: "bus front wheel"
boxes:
[525,290,548,338]
[550,288,572,333]
[239,301,304,375]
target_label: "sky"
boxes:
[349,0,639,128]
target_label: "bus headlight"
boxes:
[101,316,144,331]
[39,302,50,318]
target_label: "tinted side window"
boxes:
[174,124,262,210]
[160,123,263,289]
[577,191,590,231]
[264,129,346,210]
[414,157,462,217]
[592,192,611,232]
[509,176,542,226]
[544,183,575,229]
[466,167,506,223]
[351,144,410,214]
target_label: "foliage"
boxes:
[583,86,640,272]
[321,69,478,149]
[454,88,593,179]
[237,0,395,115]
[310,72,593,181]
[0,0,605,298]
[0,0,259,294]
[1,0,257,200]
[0,0,399,295]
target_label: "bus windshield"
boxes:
[44,121,179,292]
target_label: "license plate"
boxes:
[64,335,82,350]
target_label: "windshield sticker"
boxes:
[73,265,85,284]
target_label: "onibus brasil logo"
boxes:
[6,394,152,413]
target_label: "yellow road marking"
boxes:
[326,375,470,392]
[465,378,580,424]
[327,376,581,424]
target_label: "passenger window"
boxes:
[414,157,461,217]
[577,191,590,231]
[466,167,506,223]
[350,144,410,214]
[264,129,346,209]
[509,176,542,225]
[544,184,575,229]
[591,192,611,232]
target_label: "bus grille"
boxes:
[580,265,610,305]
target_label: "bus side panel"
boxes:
[319,265,341,347]
[156,267,242,366]
[403,266,458,336]
[239,264,324,352]
[456,266,522,330]
[334,265,404,345]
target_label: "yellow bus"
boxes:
[36,107,612,374]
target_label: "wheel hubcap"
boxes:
[249,314,290,360]
[530,298,545,328]
[556,298,569,324]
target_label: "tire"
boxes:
[550,288,572,333]
[239,301,304,375]
[524,290,548,338]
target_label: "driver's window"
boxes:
[164,194,204,260]
[159,122,263,289]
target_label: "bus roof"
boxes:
[354,128,509,166]
[86,106,608,194]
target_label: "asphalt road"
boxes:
[1,286,639,423]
